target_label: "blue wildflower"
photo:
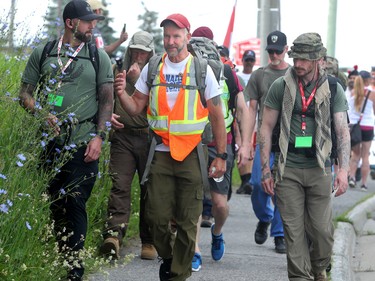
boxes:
[0,204,8,214]
[7,200,12,207]
[0,189,7,194]
[60,188,66,195]
[17,154,26,161]
[16,161,24,167]
[26,221,32,230]
[0,174,6,180]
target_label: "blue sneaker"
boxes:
[192,252,202,272]
[211,223,225,261]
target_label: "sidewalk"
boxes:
[331,194,375,281]
[88,185,375,281]
[89,192,289,281]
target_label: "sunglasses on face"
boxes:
[267,49,283,55]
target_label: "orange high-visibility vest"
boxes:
[147,54,209,161]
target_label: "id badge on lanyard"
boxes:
[295,81,317,148]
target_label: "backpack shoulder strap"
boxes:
[147,54,163,89]
[87,43,99,80]
[40,40,57,71]
[193,56,207,108]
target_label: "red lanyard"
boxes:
[298,80,317,132]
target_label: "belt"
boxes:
[120,126,149,136]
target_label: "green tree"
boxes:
[138,1,163,54]
[42,0,116,45]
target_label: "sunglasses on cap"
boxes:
[267,49,283,55]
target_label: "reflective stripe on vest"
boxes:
[147,54,209,161]
[221,81,234,132]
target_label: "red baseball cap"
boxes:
[160,13,190,32]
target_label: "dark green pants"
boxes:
[276,166,334,280]
[145,149,204,281]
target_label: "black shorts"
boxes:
[361,128,374,142]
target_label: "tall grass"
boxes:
[0,25,141,281]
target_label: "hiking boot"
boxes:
[67,271,83,281]
[141,243,157,260]
[348,177,356,188]
[236,182,253,195]
[100,237,120,259]
[274,236,286,254]
[211,224,225,261]
[254,221,270,244]
[314,270,328,281]
[201,215,214,228]
[191,252,202,272]
[360,184,368,192]
[159,258,172,281]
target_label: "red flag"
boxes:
[223,0,237,49]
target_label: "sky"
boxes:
[2,0,374,72]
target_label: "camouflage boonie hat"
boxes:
[326,56,339,76]
[288,32,327,60]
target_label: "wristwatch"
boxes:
[97,131,107,141]
[216,152,228,160]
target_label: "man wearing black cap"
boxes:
[259,32,350,280]
[19,1,113,280]
[245,30,289,254]
[114,13,227,280]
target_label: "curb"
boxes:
[331,195,375,281]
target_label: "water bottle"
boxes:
[211,167,224,183]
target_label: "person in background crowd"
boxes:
[87,0,128,56]
[359,70,372,90]
[190,26,251,272]
[235,49,257,195]
[347,73,375,191]
[260,32,350,281]
[114,13,227,281]
[100,31,157,260]
[370,66,375,91]
[245,30,289,254]
[237,49,256,89]
[19,1,114,280]
[345,65,359,101]
[324,56,347,91]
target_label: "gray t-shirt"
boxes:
[244,64,290,130]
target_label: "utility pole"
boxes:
[326,0,337,57]
[9,0,15,50]
[257,0,280,66]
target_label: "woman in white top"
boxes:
[348,74,375,190]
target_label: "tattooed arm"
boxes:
[259,105,279,196]
[333,111,351,196]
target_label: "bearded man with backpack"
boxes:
[114,14,227,281]
[259,32,350,281]
[18,1,114,280]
